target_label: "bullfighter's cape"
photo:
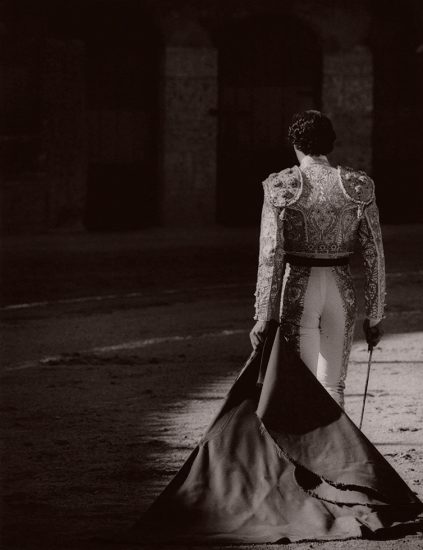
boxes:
[130,322,423,544]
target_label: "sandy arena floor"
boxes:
[1,225,422,549]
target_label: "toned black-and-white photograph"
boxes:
[1,1,423,549]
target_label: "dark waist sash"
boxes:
[285,254,349,267]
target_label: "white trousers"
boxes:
[280,264,357,408]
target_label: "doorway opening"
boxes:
[372,6,423,223]
[217,15,322,225]
[83,1,160,230]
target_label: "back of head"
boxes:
[288,110,336,155]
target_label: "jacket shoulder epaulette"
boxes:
[262,166,302,208]
[339,166,375,205]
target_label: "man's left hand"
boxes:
[250,320,270,350]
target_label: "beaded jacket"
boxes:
[253,158,386,323]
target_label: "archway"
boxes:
[216,15,322,225]
[82,1,161,230]
[371,5,423,223]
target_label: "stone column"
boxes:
[160,46,217,225]
[322,45,373,172]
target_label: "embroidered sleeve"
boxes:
[253,186,285,321]
[357,198,386,322]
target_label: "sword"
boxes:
[359,344,374,430]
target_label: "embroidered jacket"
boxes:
[253,159,386,323]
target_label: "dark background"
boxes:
[1,0,423,233]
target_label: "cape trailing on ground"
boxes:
[130,322,423,544]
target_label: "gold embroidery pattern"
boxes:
[332,265,358,402]
[357,201,386,321]
[263,167,302,208]
[338,166,374,216]
[279,264,311,353]
[284,165,362,258]
[254,164,385,323]
[253,195,285,321]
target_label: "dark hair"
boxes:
[287,110,336,155]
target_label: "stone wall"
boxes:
[1,0,422,232]
[160,46,217,225]
[322,46,373,172]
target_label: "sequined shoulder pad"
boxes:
[262,166,302,208]
[339,166,375,205]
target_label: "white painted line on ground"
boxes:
[2,270,423,311]
[3,328,247,372]
[387,270,423,278]
[92,329,246,353]
[1,292,151,311]
[0,284,246,311]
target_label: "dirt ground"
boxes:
[1,225,422,550]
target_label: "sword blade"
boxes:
[359,347,374,430]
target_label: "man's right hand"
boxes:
[363,318,384,349]
[250,320,270,350]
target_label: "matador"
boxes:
[252,111,386,408]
